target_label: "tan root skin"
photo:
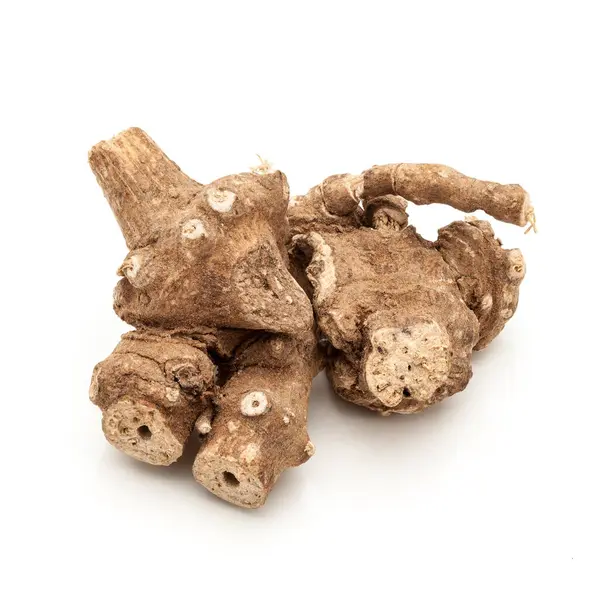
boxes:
[90,332,215,465]
[89,127,312,335]
[193,332,320,508]
[89,128,317,508]
[436,219,526,350]
[289,163,529,414]
[89,127,530,506]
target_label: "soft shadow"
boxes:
[99,340,505,514]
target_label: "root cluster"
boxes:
[88,128,531,508]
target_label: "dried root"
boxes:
[436,219,526,350]
[88,128,532,506]
[90,332,215,465]
[88,128,317,508]
[290,163,535,232]
[193,332,320,507]
[291,225,479,413]
[89,127,312,335]
[289,163,530,414]
[362,163,534,227]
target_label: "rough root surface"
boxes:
[89,129,529,507]
[102,398,183,465]
[288,165,528,414]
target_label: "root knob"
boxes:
[240,391,269,416]
[181,219,206,239]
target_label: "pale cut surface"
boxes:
[102,398,183,466]
[87,128,319,508]
[193,451,269,508]
[192,331,320,508]
[288,164,528,414]
[90,332,215,466]
[364,322,451,412]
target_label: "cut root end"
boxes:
[193,454,267,508]
[364,322,451,412]
[102,399,182,466]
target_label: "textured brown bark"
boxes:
[193,331,320,508]
[88,127,202,248]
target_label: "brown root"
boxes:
[288,163,530,414]
[193,332,319,507]
[291,226,479,414]
[287,174,364,236]
[362,163,533,227]
[90,127,313,335]
[88,127,202,249]
[88,129,531,508]
[90,332,215,465]
[436,219,526,350]
[289,163,533,230]
[362,195,409,231]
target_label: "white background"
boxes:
[1,1,598,598]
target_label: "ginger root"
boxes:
[289,164,530,414]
